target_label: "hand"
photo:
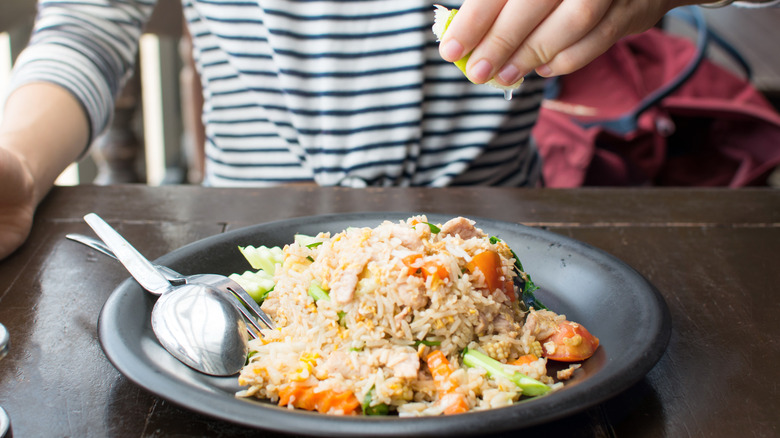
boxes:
[438,0,692,85]
[0,82,91,261]
[0,147,36,260]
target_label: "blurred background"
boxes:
[1,0,779,187]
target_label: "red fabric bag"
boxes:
[532,7,780,187]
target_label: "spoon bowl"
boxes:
[81,213,249,376]
[0,323,8,361]
[0,323,11,438]
[152,283,249,376]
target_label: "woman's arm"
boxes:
[0,0,157,259]
[0,83,89,259]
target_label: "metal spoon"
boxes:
[0,404,8,438]
[0,323,7,362]
[82,213,249,376]
[1,323,11,438]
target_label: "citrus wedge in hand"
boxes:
[432,5,524,96]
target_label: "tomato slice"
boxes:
[541,320,599,362]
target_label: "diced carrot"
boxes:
[426,350,468,414]
[427,350,453,383]
[441,392,470,415]
[402,253,423,275]
[278,383,360,415]
[509,354,539,367]
[403,254,449,285]
[422,262,449,289]
[467,250,515,301]
[504,280,515,300]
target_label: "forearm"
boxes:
[0,82,89,205]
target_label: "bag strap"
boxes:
[544,6,752,135]
[667,7,752,80]
[582,7,708,134]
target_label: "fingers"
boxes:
[473,0,563,84]
[439,0,671,86]
[534,13,623,77]
[503,0,613,81]
[439,0,506,64]
[532,0,667,77]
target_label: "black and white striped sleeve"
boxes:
[7,0,157,144]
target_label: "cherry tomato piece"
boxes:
[541,321,599,362]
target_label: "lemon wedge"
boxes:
[432,5,523,97]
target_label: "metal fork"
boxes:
[66,233,275,334]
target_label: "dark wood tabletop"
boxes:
[0,185,778,437]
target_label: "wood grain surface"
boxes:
[0,185,777,437]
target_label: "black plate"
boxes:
[97,213,671,437]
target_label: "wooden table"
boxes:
[0,185,777,437]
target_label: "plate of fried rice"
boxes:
[98,213,671,437]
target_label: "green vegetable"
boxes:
[461,348,550,397]
[489,236,547,310]
[422,222,441,234]
[516,272,545,311]
[229,270,275,303]
[413,339,442,347]
[308,281,331,301]
[308,281,346,324]
[295,234,325,247]
[362,387,390,416]
[238,245,283,275]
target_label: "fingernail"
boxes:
[469,59,493,83]
[497,64,522,85]
[440,39,464,62]
[536,64,553,77]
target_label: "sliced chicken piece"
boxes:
[439,217,485,240]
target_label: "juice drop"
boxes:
[503,89,513,101]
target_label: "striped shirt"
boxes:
[9,0,545,187]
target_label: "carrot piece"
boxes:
[441,392,470,415]
[402,253,423,275]
[467,250,515,301]
[509,354,538,367]
[427,350,452,383]
[423,262,449,284]
[278,383,361,415]
[403,254,449,285]
[426,350,469,414]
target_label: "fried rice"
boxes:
[236,216,582,416]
